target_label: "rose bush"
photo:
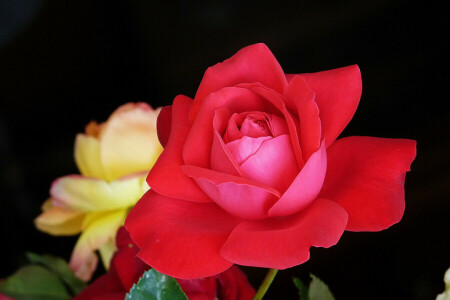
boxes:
[74,227,255,300]
[126,43,417,279]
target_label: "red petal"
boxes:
[190,43,288,121]
[156,105,172,148]
[146,95,211,202]
[73,272,124,300]
[210,109,242,176]
[125,190,240,279]
[215,266,255,300]
[240,135,299,193]
[296,65,362,148]
[182,165,280,220]
[320,136,417,231]
[268,141,327,217]
[176,277,217,300]
[183,87,278,168]
[285,76,321,160]
[111,245,147,291]
[221,198,347,269]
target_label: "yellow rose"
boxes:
[35,103,162,281]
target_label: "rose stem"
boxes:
[253,268,279,300]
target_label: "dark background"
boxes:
[1,1,449,299]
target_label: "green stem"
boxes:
[253,269,279,300]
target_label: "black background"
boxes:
[0,1,449,299]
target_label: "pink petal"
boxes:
[284,76,322,160]
[223,113,244,143]
[226,136,272,165]
[221,198,348,269]
[190,43,288,121]
[295,65,362,148]
[125,190,240,279]
[156,105,172,148]
[240,135,299,193]
[182,165,280,220]
[183,87,278,168]
[268,141,327,217]
[237,83,305,167]
[319,136,417,231]
[146,95,211,203]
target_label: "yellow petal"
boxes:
[99,103,163,181]
[99,239,116,270]
[34,200,85,236]
[51,174,148,212]
[69,209,127,281]
[74,134,107,179]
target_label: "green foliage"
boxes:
[26,252,86,295]
[293,274,335,300]
[0,265,70,300]
[0,252,86,299]
[125,269,188,300]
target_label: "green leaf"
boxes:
[308,274,335,300]
[125,269,188,300]
[0,265,71,300]
[26,252,86,295]
[293,277,309,300]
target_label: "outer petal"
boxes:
[190,43,288,120]
[268,141,327,217]
[51,174,148,212]
[73,272,124,300]
[74,134,107,179]
[319,136,417,231]
[182,165,280,220]
[221,198,348,269]
[183,87,278,169]
[156,105,172,148]
[146,95,211,202]
[100,103,163,181]
[296,65,362,148]
[34,201,85,235]
[70,209,127,281]
[125,190,241,279]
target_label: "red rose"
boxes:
[125,43,416,279]
[74,227,254,300]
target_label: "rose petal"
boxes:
[125,190,240,279]
[226,136,272,165]
[156,105,172,148]
[70,209,127,281]
[111,243,147,291]
[215,265,256,300]
[295,65,362,148]
[240,134,299,193]
[210,109,242,176]
[190,43,288,121]
[100,103,163,181]
[73,272,124,300]
[74,134,107,179]
[176,277,217,300]
[183,87,278,168]
[285,75,322,160]
[182,165,280,220]
[223,113,244,143]
[237,83,305,167]
[51,174,148,212]
[320,136,417,231]
[146,95,211,202]
[268,141,327,217]
[34,202,85,235]
[221,198,347,269]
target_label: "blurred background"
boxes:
[0,0,449,299]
